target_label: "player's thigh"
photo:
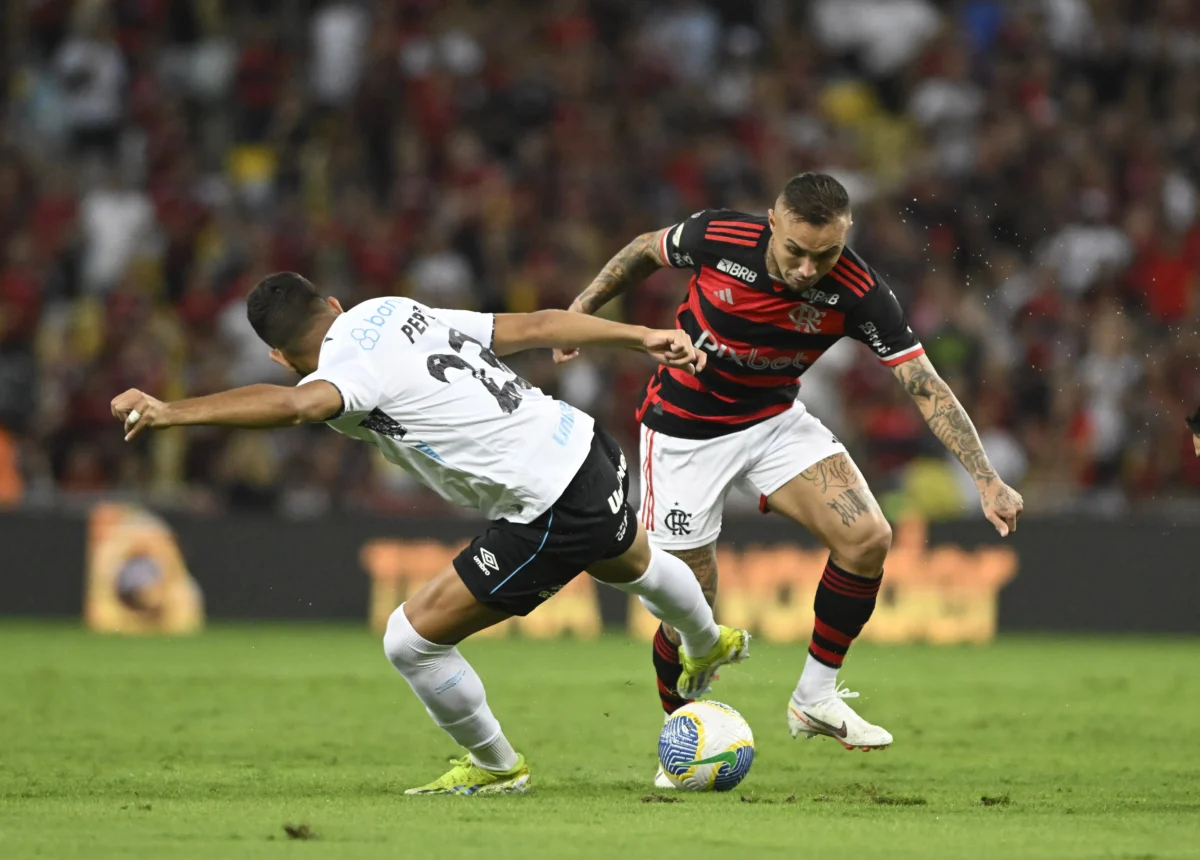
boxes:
[588,522,719,603]
[745,408,891,570]
[403,564,512,646]
[452,517,586,621]
[638,424,743,554]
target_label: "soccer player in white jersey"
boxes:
[110,272,750,795]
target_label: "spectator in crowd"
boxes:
[0,0,1196,519]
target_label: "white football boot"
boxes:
[787,682,893,751]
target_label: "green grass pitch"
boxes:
[1,623,1198,859]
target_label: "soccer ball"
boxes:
[658,701,755,791]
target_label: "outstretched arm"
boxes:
[891,354,1024,535]
[493,310,705,375]
[111,382,344,441]
[555,229,670,363]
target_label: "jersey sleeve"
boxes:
[302,357,382,418]
[431,308,495,349]
[659,210,720,269]
[844,275,925,367]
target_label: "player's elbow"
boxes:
[282,393,313,425]
[637,230,669,268]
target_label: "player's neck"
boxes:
[290,318,338,375]
[763,237,785,284]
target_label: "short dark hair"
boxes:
[778,172,851,226]
[246,272,328,351]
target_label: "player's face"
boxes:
[767,208,851,291]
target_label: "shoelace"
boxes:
[834,681,860,700]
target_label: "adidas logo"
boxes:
[716,258,758,283]
[713,287,734,305]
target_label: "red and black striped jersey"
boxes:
[637,208,925,439]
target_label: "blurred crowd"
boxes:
[0,0,1198,520]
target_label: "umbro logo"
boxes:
[713,287,734,305]
[473,547,500,576]
[716,258,758,283]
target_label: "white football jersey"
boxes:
[301,298,594,523]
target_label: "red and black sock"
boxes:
[652,624,691,714]
[809,559,882,668]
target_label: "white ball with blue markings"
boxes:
[658,701,754,791]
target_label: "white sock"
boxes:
[606,547,720,657]
[382,604,519,772]
[793,653,839,704]
[468,734,520,772]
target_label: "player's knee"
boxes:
[383,604,422,672]
[836,517,891,574]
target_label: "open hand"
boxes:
[110,389,170,441]
[979,478,1023,537]
[642,329,706,375]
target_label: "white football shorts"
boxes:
[637,402,847,550]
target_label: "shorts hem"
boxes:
[753,443,849,500]
[451,555,538,617]
[643,528,722,552]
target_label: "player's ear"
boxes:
[327,296,344,314]
[268,348,296,373]
[767,208,775,230]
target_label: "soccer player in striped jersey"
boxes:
[558,173,1024,773]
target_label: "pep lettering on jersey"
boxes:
[401,306,431,343]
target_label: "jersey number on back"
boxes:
[426,329,533,414]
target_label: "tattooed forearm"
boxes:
[798,453,859,493]
[892,355,998,485]
[828,488,871,527]
[570,231,666,315]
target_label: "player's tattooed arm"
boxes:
[893,355,995,482]
[569,230,669,316]
[891,354,1024,535]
